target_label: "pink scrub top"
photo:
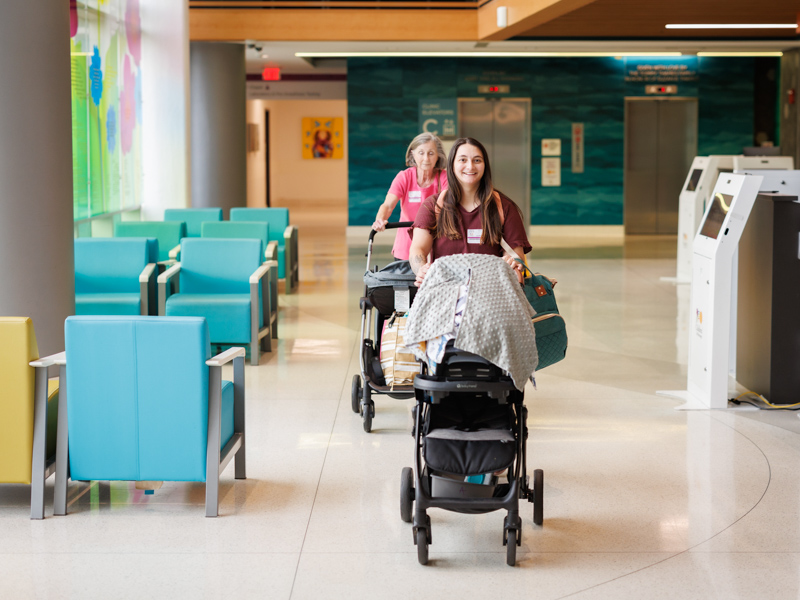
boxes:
[388,167,448,260]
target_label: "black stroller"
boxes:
[352,222,417,433]
[400,343,544,566]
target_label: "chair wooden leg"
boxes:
[30,367,49,519]
[54,366,69,516]
[206,366,222,517]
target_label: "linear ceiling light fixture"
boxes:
[295,51,683,58]
[696,51,784,57]
[666,23,797,29]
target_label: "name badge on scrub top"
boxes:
[467,229,482,245]
[408,191,422,203]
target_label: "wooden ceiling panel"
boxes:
[518,0,800,38]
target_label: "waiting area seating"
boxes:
[230,208,299,293]
[159,239,277,365]
[51,316,246,517]
[114,221,187,263]
[74,238,158,316]
[0,318,59,519]
[164,208,223,238]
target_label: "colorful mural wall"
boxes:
[348,57,765,226]
[70,0,142,221]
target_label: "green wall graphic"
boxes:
[71,0,142,221]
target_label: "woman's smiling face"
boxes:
[454,144,485,187]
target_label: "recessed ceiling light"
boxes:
[697,52,784,57]
[666,23,797,29]
[261,54,269,59]
[294,51,683,58]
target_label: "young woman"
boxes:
[407,137,531,287]
[372,132,448,260]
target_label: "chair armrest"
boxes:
[157,263,181,285]
[168,244,181,260]
[283,225,297,240]
[30,351,66,368]
[158,263,181,316]
[249,263,271,285]
[265,241,278,262]
[139,262,157,284]
[206,347,246,367]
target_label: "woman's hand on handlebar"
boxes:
[414,263,430,287]
[372,219,388,232]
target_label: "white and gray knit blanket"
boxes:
[404,254,538,390]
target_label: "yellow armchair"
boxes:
[0,317,59,519]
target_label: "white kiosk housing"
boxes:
[732,155,794,172]
[670,156,734,283]
[659,173,763,409]
[734,169,800,195]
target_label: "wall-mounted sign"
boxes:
[419,99,458,139]
[542,157,561,187]
[571,123,584,174]
[247,81,346,100]
[541,138,561,156]
[302,117,344,159]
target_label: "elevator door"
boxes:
[624,98,697,234]
[459,99,531,226]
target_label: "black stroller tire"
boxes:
[506,529,517,566]
[351,375,362,414]
[416,529,428,565]
[533,469,544,526]
[400,467,413,523]
[362,401,374,433]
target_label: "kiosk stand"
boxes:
[658,173,763,410]
[666,156,734,284]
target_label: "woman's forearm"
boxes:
[409,250,427,275]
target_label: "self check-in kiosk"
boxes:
[669,156,735,284]
[734,169,800,194]
[659,173,763,409]
[732,155,794,172]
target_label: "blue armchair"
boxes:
[74,238,158,316]
[158,238,276,365]
[56,316,246,517]
[114,221,187,263]
[230,208,298,293]
[164,208,223,238]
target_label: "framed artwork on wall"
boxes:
[302,117,344,159]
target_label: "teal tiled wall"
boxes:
[348,57,760,226]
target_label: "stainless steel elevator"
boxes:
[624,97,698,234]
[458,98,532,226]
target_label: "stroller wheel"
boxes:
[362,401,374,433]
[533,469,544,526]
[506,529,517,566]
[351,375,362,414]
[416,529,429,565]
[400,467,414,523]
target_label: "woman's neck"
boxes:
[459,186,480,210]
[417,167,435,185]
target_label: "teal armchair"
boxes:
[158,239,277,365]
[164,208,223,238]
[114,221,187,263]
[229,208,298,293]
[74,238,158,316]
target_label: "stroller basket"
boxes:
[363,260,417,316]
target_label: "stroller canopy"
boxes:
[364,260,415,291]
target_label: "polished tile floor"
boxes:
[3,219,800,599]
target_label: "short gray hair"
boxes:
[405,133,447,169]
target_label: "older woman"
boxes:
[372,132,448,260]
[408,137,531,286]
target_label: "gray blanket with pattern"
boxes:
[404,254,538,390]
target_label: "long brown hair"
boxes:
[433,138,503,245]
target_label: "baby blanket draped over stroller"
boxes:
[404,254,538,390]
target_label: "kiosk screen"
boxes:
[699,192,732,240]
[685,169,703,192]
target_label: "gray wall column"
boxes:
[779,49,799,166]
[0,1,74,355]
[190,42,246,217]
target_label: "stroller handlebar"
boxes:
[369,221,414,243]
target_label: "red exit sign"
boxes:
[262,67,281,81]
